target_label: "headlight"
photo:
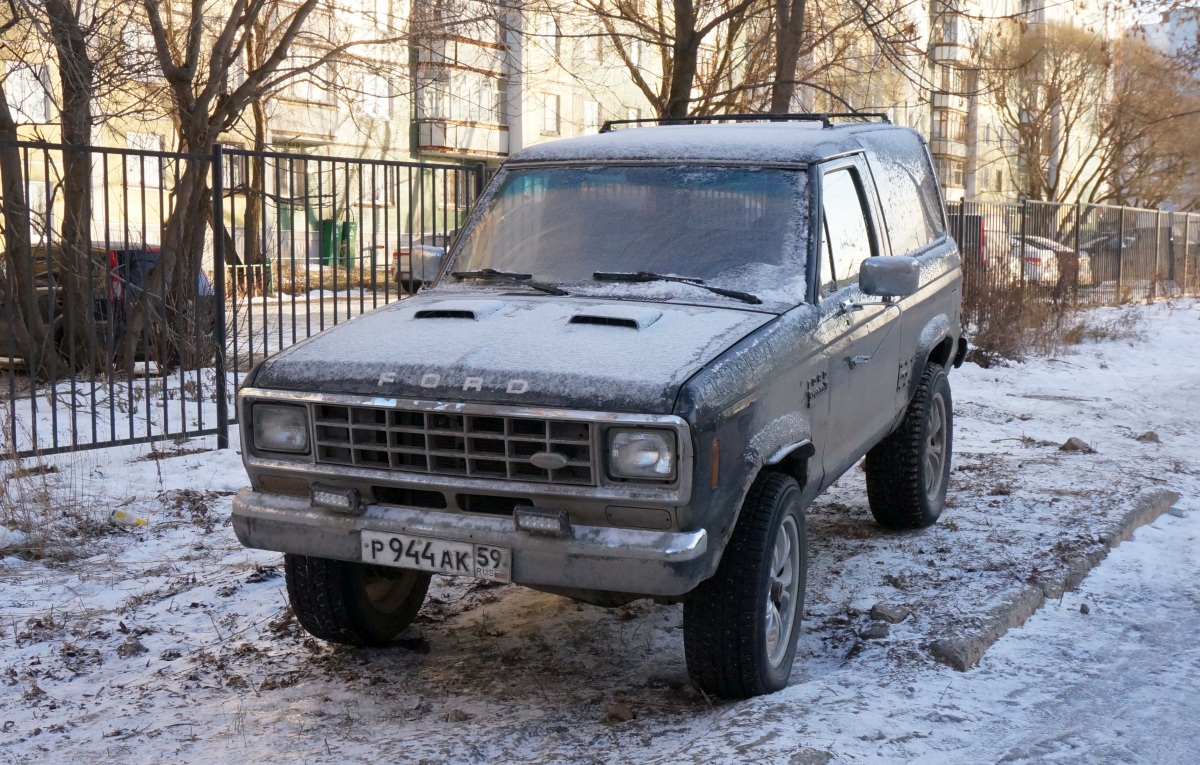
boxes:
[252,404,309,454]
[608,429,676,481]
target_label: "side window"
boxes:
[820,216,835,295]
[867,133,947,255]
[821,168,875,291]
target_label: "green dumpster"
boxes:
[319,220,359,267]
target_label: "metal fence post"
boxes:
[1151,209,1161,301]
[1116,208,1125,302]
[1018,197,1027,309]
[1073,201,1082,303]
[213,144,229,450]
[1186,215,1193,296]
[474,162,486,201]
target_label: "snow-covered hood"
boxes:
[252,293,776,413]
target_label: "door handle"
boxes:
[847,355,871,369]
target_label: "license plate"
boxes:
[360,530,511,583]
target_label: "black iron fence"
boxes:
[948,200,1200,331]
[1,139,483,458]
[3,138,1198,460]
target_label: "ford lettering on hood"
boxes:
[251,293,775,413]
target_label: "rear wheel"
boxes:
[683,472,807,699]
[284,554,431,646]
[865,362,953,530]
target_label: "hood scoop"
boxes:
[569,306,662,331]
[413,299,506,321]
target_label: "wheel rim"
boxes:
[924,391,947,500]
[764,514,802,668]
[361,566,418,613]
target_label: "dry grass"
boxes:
[1060,310,1146,346]
[0,454,120,562]
[273,263,401,296]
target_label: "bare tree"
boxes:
[0,0,143,373]
[980,21,1112,202]
[130,0,406,365]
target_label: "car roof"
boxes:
[506,121,925,166]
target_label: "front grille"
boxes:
[313,405,596,485]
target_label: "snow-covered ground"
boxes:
[1,299,1198,764]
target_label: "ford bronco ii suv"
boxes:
[233,114,965,699]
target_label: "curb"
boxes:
[928,488,1181,671]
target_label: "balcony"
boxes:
[418,119,509,159]
[929,138,967,158]
[932,92,968,113]
[931,44,969,64]
[270,100,338,143]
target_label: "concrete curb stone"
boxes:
[928,489,1181,671]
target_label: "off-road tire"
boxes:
[865,362,953,530]
[683,472,807,699]
[284,554,431,647]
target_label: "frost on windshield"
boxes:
[449,166,809,308]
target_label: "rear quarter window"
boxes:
[866,133,946,255]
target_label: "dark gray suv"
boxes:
[232,114,965,698]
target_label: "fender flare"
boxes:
[913,313,955,384]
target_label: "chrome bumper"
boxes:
[231,490,711,597]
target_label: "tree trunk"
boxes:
[121,140,213,371]
[664,0,699,118]
[0,85,55,377]
[769,0,806,113]
[45,0,99,370]
[243,97,267,275]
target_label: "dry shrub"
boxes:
[964,281,1103,362]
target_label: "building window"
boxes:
[979,167,989,190]
[584,100,601,135]
[543,93,560,134]
[216,143,247,190]
[370,0,391,34]
[420,71,450,119]
[626,107,641,122]
[361,74,391,121]
[540,16,561,59]
[932,110,966,141]
[995,169,1004,191]
[26,182,48,244]
[495,78,509,126]
[937,13,959,45]
[630,38,642,68]
[697,46,717,82]
[286,48,332,104]
[123,24,162,83]
[934,157,965,189]
[6,64,50,123]
[126,133,163,188]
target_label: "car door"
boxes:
[816,159,902,479]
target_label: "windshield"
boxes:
[447,165,809,306]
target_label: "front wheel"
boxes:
[683,473,807,699]
[865,362,953,530]
[284,554,431,646]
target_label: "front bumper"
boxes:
[232,489,711,597]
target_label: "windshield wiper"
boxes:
[593,271,761,305]
[451,268,568,296]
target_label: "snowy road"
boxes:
[1,299,1198,764]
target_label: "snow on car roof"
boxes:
[508,121,917,165]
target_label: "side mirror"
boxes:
[859,256,920,298]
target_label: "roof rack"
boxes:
[598,112,891,133]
